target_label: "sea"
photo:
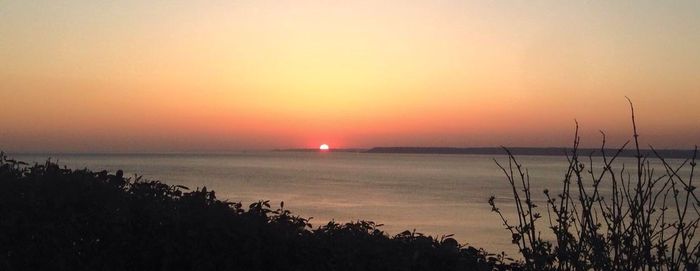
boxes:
[10,151,692,256]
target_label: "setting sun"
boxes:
[319,144,330,151]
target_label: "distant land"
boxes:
[366,147,696,159]
[273,148,368,153]
[277,147,696,159]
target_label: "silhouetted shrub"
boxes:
[490,100,699,270]
[0,153,518,271]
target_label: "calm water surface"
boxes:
[11,152,690,255]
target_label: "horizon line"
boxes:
[4,145,697,156]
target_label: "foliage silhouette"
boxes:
[0,153,519,271]
[490,99,699,270]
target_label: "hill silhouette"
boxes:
[365,147,695,158]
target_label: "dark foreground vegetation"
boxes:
[490,100,700,270]
[0,153,518,271]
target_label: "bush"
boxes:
[490,100,699,270]
[0,153,518,271]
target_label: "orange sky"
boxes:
[1,1,699,152]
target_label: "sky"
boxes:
[1,1,699,152]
